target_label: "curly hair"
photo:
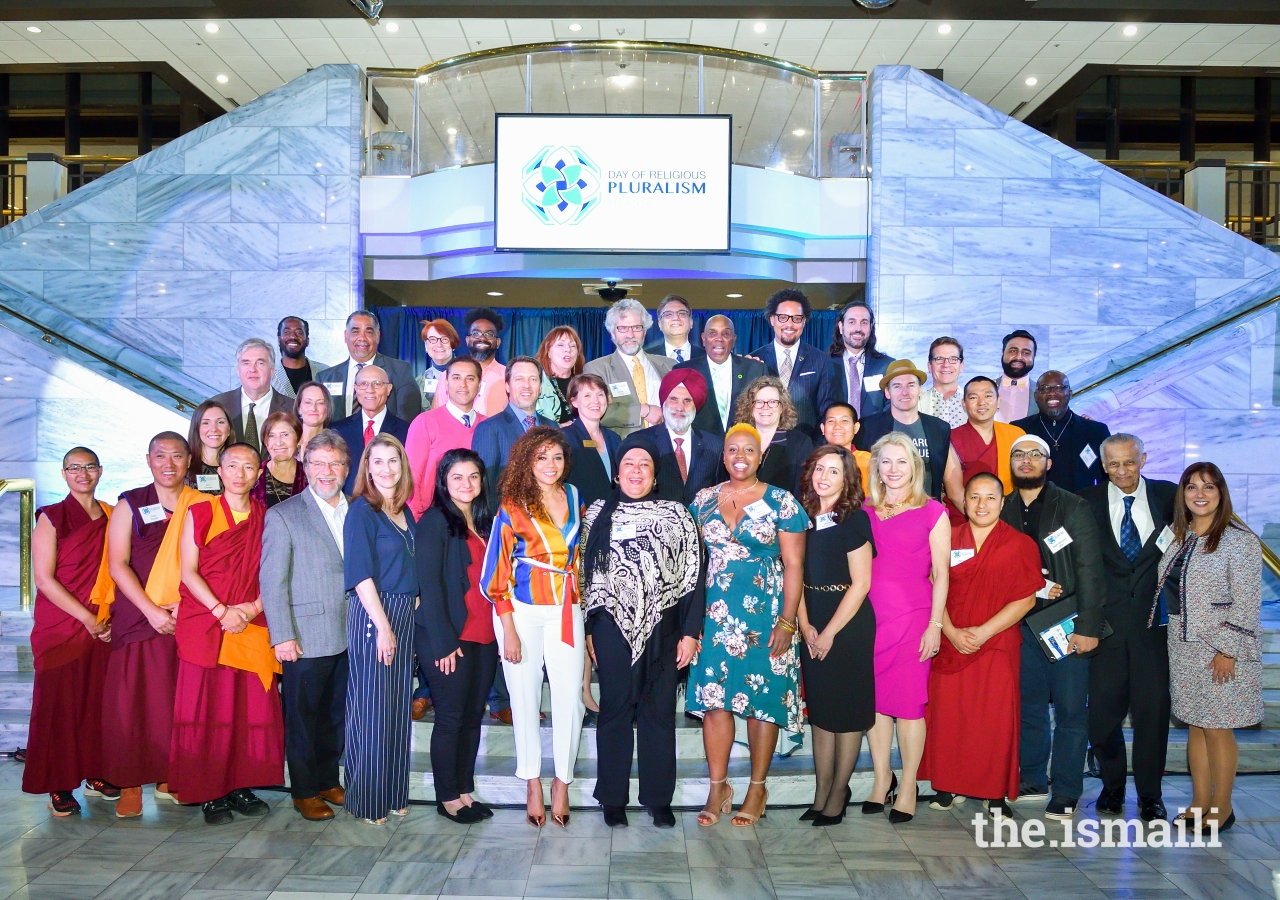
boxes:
[498,426,573,521]
[731,375,798,431]
[799,445,865,521]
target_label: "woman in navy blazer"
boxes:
[414,448,498,825]
[562,374,621,508]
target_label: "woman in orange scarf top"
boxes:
[172,443,284,826]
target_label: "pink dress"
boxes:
[864,499,946,719]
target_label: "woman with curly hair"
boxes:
[732,376,813,495]
[535,326,585,424]
[480,426,585,828]
[687,423,809,828]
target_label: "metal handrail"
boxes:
[0,479,35,611]
[0,155,135,165]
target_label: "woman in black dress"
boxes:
[797,445,875,826]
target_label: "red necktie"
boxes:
[363,418,374,446]
[674,437,688,483]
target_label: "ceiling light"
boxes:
[568,23,582,32]
[753,22,767,33]
[792,128,806,136]
[216,74,229,84]
[1024,76,1038,86]
[937,24,952,35]
[446,127,457,135]
[609,74,637,88]
[1123,24,1138,36]
[204,23,219,33]
[26,25,40,33]
[726,293,743,298]
[385,21,399,33]
[487,291,504,296]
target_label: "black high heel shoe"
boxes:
[862,773,897,815]
[801,785,851,822]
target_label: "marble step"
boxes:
[1,610,31,638]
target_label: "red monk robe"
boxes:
[23,496,113,795]
[946,421,1025,524]
[168,496,283,804]
[920,519,1043,801]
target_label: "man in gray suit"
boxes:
[207,337,294,450]
[316,310,422,422]
[583,298,674,439]
[261,430,352,821]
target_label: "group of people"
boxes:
[23,289,1262,838]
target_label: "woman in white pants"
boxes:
[480,426,585,827]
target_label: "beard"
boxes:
[665,409,693,433]
[468,343,495,363]
[1003,358,1031,379]
[280,343,306,361]
[1011,471,1047,491]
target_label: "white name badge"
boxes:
[422,377,438,395]
[323,382,343,395]
[138,503,168,525]
[1044,527,1073,554]
[950,548,975,567]
[863,374,882,392]
[611,523,637,541]
[196,473,222,492]
[1155,525,1174,554]
[1080,444,1098,468]
[1037,579,1059,600]
[744,499,772,520]
[608,381,632,398]
[815,512,836,531]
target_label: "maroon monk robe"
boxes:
[920,520,1043,801]
[168,497,284,804]
[945,424,1000,525]
[100,484,180,788]
[23,496,111,795]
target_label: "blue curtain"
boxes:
[378,306,841,373]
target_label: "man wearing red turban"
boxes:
[639,369,726,504]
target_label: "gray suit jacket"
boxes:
[208,388,294,444]
[316,353,422,423]
[260,489,349,658]
[582,350,674,439]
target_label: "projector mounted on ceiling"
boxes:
[349,0,383,22]
[583,281,643,303]
[851,0,897,8]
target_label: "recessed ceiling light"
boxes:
[568,23,582,32]
[487,291,504,296]
[753,22,767,33]
[385,21,399,33]
[609,74,636,88]
[726,293,743,298]
[204,23,219,34]
[1024,76,1038,86]
[1123,24,1138,36]
[26,25,40,33]
[216,74,229,84]
[446,127,457,135]
[937,24,952,35]
[792,128,806,136]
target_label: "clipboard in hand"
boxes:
[1025,596,1112,662]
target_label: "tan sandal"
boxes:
[732,780,768,827]
[697,779,733,826]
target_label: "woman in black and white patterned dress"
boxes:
[580,433,703,829]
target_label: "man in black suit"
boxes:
[472,356,558,494]
[747,289,836,441]
[854,359,959,502]
[1013,371,1110,492]
[329,364,411,494]
[640,369,725,505]
[1080,434,1177,823]
[208,337,294,450]
[644,294,705,364]
[675,315,768,437]
[316,310,422,422]
[828,299,893,419]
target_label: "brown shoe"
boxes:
[412,697,431,720]
[116,786,143,818]
[318,786,345,806]
[490,708,513,725]
[294,797,334,821]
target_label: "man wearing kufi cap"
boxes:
[638,368,726,505]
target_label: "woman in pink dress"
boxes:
[862,432,950,823]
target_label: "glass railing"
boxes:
[365,41,866,179]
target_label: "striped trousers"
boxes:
[344,590,414,821]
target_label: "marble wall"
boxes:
[867,65,1280,538]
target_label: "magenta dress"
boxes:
[864,499,946,719]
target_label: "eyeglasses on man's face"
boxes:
[468,329,498,340]
[64,464,101,474]
[930,355,962,366]
[614,324,646,334]
[1010,449,1045,461]
[771,314,806,325]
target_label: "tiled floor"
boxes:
[0,760,1277,900]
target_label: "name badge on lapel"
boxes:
[583,440,598,449]
[323,382,343,396]
[950,548,975,567]
[612,523,637,541]
[422,377,439,395]
[815,513,836,531]
[863,374,882,392]
[138,503,168,525]
[1155,525,1174,553]
[608,382,631,398]
[1044,527,1073,554]
[1079,444,1098,468]
[196,473,222,492]
[744,499,772,520]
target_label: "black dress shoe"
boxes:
[467,800,495,820]
[603,805,629,828]
[649,806,676,828]
[228,788,270,817]
[1201,811,1236,834]
[862,772,897,815]
[813,809,845,826]
[202,796,234,825]
[1095,787,1125,816]
[887,808,914,824]
[799,808,821,821]
[1139,797,1167,822]
[437,802,482,824]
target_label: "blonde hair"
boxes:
[866,432,928,511]
[724,422,762,445]
[354,433,414,514]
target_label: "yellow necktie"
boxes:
[630,356,648,405]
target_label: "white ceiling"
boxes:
[4,17,1280,117]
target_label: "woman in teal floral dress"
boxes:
[689,423,809,827]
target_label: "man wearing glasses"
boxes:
[644,294,704,364]
[917,336,967,428]
[462,308,510,418]
[1012,371,1110,492]
[747,288,836,441]
[329,365,411,495]
[584,298,675,439]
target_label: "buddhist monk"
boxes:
[943,376,1025,524]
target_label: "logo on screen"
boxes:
[521,145,602,226]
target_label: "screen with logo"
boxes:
[494,114,732,254]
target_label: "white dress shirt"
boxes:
[664,340,695,363]
[361,406,388,436]
[240,388,275,439]
[310,487,349,558]
[706,356,733,430]
[667,424,693,459]
[1108,477,1155,546]
[445,401,476,427]
[345,357,377,416]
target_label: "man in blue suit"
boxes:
[473,356,558,495]
[747,288,836,441]
[640,369,725,505]
[329,364,411,495]
[829,299,894,419]
[644,294,705,364]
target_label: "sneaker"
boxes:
[1045,796,1076,820]
[116,786,143,818]
[153,783,179,804]
[929,792,965,810]
[48,792,81,817]
[83,779,121,800]
[983,799,1014,817]
[228,788,270,817]
[1016,783,1049,803]
[202,797,234,826]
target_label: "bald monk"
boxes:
[943,376,1026,525]
[102,432,210,817]
[172,443,284,825]
[24,447,117,816]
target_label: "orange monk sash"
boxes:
[87,502,114,619]
[204,499,281,690]
[993,421,1025,495]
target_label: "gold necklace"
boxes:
[719,479,761,509]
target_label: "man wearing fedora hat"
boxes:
[854,358,960,502]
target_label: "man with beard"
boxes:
[996,330,1038,423]
[999,435,1106,822]
[639,369,724,505]
[473,356,558,495]
[463,308,510,417]
[829,299,892,419]
[317,310,421,422]
[584,298,674,439]
[674,315,766,437]
[1013,371,1110,492]
[748,288,836,441]
[271,317,321,399]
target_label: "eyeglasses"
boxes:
[468,329,497,340]
[771,314,806,324]
[753,398,782,409]
[659,310,691,321]
[930,355,962,365]
[425,335,452,346]
[354,380,390,390]
[1037,385,1068,395]
[1010,450,1046,461]
[614,324,646,334]
[64,464,101,474]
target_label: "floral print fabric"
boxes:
[686,485,810,745]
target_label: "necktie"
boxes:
[461,414,471,428]
[848,356,862,411]
[715,370,730,429]
[673,436,688,483]
[363,417,374,446]
[523,414,535,430]
[1120,495,1141,563]
[675,348,685,363]
[779,348,793,388]
[631,356,648,405]
[245,402,259,451]
[351,362,365,415]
